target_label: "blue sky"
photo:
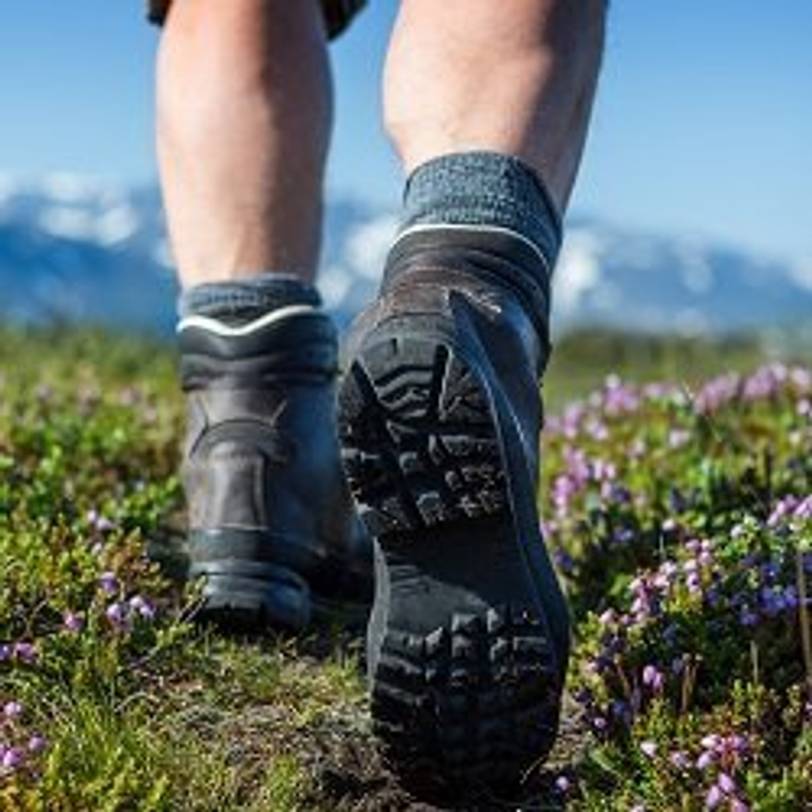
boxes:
[1,1,809,263]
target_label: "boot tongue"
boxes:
[177,307,339,391]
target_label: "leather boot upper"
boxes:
[179,308,372,602]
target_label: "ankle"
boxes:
[399,151,561,269]
[381,151,561,354]
[178,273,322,326]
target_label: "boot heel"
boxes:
[178,308,373,636]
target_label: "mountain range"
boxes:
[1,173,810,336]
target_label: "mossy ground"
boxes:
[0,326,809,811]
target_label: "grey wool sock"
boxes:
[178,273,321,326]
[399,150,562,276]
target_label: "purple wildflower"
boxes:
[760,586,786,617]
[560,403,586,439]
[742,364,786,401]
[592,458,617,482]
[727,735,748,755]
[717,772,736,794]
[705,784,723,809]
[565,446,591,487]
[129,595,156,620]
[653,561,678,591]
[99,571,120,595]
[3,701,23,720]
[602,376,641,415]
[87,509,116,533]
[105,602,130,631]
[1,747,24,771]
[640,740,658,759]
[554,775,571,794]
[613,526,635,544]
[552,474,577,517]
[686,571,702,594]
[642,665,664,692]
[694,373,740,414]
[598,608,617,626]
[698,732,750,777]
[63,611,84,633]
[668,429,691,449]
[685,538,702,555]
[795,495,812,519]
[27,735,47,754]
[767,497,799,527]
[669,750,690,770]
[12,642,37,664]
[739,606,758,627]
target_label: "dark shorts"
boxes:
[147,0,367,40]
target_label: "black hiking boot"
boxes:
[337,228,570,795]
[179,307,373,632]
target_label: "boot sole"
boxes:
[189,557,369,634]
[189,559,311,632]
[338,325,563,793]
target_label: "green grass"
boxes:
[0,325,809,810]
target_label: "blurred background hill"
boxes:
[1,177,810,343]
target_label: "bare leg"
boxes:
[156,0,332,286]
[383,0,605,213]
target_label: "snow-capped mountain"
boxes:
[0,173,809,336]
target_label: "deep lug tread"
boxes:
[368,607,560,788]
[339,337,508,533]
[339,333,562,793]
